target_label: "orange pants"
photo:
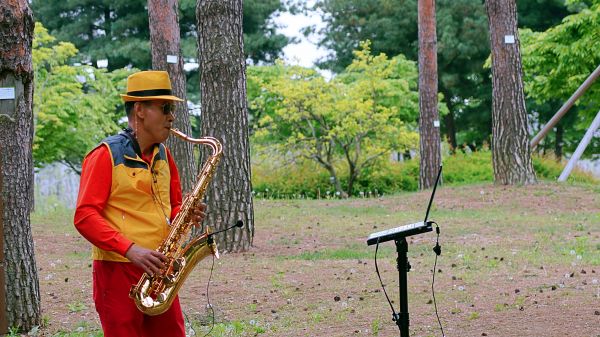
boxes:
[93,260,185,337]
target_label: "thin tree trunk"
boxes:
[485,0,536,185]
[197,0,254,252]
[0,0,40,331]
[440,88,457,151]
[148,0,196,193]
[554,123,563,161]
[418,0,441,189]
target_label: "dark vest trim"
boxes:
[101,133,167,169]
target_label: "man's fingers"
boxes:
[150,250,168,262]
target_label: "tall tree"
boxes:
[31,1,151,70]
[418,0,441,189]
[485,0,536,185]
[315,0,572,151]
[0,0,41,331]
[32,0,290,70]
[197,0,254,252]
[148,0,195,193]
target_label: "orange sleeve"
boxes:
[73,146,133,256]
[167,148,183,220]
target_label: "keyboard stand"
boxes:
[394,237,410,337]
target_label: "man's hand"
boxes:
[190,202,207,227]
[125,244,167,276]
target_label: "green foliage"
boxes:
[442,150,493,184]
[252,42,420,195]
[252,150,331,198]
[532,156,598,184]
[314,0,576,151]
[247,65,284,133]
[32,0,289,70]
[518,0,571,31]
[33,23,130,172]
[521,3,600,157]
[252,149,598,198]
[314,0,490,148]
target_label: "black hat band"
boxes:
[126,89,172,97]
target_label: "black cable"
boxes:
[430,222,445,337]
[200,254,216,337]
[374,237,398,320]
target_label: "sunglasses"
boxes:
[160,102,176,115]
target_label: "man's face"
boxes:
[138,100,176,144]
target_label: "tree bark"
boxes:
[554,123,563,161]
[148,0,196,193]
[485,0,536,185]
[440,88,457,151]
[418,0,441,189]
[197,0,254,252]
[0,0,40,331]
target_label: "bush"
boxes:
[251,149,597,198]
[533,155,597,184]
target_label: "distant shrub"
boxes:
[442,151,493,184]
[252,160,331,198]
[251,149,597,198]
[533,155,597,183]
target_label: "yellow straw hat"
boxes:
[120,70,184,102]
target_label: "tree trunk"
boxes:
[148,0,196,193]
[0,0,40,331]
[418,0,441,189]
[197,0,254,252]
[554,123,563,161]
[485,0,536,185]
[440,88,457,151]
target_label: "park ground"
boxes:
[31,182,599,337]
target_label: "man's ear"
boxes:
[133,101,146,119]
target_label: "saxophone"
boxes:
[129,128,223,316]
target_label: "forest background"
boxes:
[30,0,600,201]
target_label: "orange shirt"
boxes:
[74,145,182,258]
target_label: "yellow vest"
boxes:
[91,133,172,262]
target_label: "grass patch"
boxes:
[289,245,396,261]
[189,320,268,337]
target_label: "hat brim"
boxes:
[120,94,184,102]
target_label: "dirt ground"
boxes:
[32,182,599,336]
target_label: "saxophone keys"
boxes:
[157,293,168,304]
[142,296,155,308]
[162,274,176,286]
[172,257,185,272]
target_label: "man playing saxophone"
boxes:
[74,70,204,337]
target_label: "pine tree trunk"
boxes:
[554,123,563,161]
[0,0,40,331]
[440,88,457,151]
[418,0,441,189]
[485,0,536,185]
[148,0,196,193]
[197,0,254,252]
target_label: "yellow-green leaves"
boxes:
[33,23,130,172]
[249,41,420,194]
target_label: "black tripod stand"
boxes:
[367,165,443,337]
[393,237,410,337]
